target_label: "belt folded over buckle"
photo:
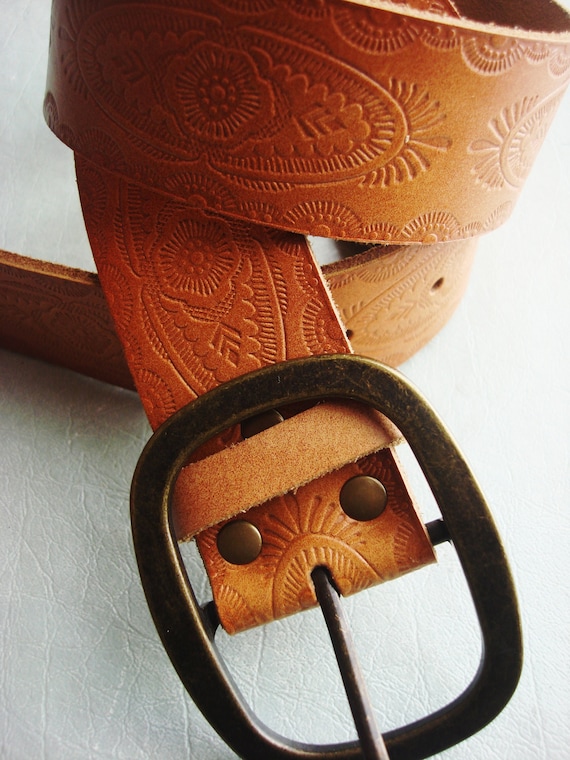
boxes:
[131,354,522,759]
[2,0,567,755]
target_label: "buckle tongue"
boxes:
[130,354,522,759]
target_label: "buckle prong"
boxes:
[312,566,390,760]
[130,354,522,759]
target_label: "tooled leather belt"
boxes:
[1,0,570,756]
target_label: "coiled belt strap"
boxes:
[5,0,570,632]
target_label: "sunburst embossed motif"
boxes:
[419,23,461,50]
[401,211,460,242]
[284,200,361,237]
[151,216,238,297]
[260,492,380,619]
[287,0,328,20]
[360,79,450,188]
[548,44,570,77]
[332,6,421,54]
[461,34,525,75]
[163,172,239,213]
[215,34,450,189]
[76,129,126,175]
[135,368,178,424]
[170,42,269,141]
[301,298,345,354]
[469,93,563,189]
[362,221,400,242]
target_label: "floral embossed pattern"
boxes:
[45,0,570,633]
[45,0,570,242]
[168,42,271,142]
[199,451,435,634]
[470,90,566,189]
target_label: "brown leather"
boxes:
[199,448,435,635]
[35,0,570,632]
[73,156,436,632]
[45,0,570,244]
[173,400,400,540]
[0,249,134,390]
[0,236,476,376]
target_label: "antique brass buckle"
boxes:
[130,354,522,759]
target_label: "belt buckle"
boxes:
[130,354,522,759]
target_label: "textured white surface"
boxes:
[1,2,569,758]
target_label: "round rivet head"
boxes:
[340,475,388,521]
[217,521,262,565]
[241,409,284,439]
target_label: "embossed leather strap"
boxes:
[0,237,476,381]
[28,0,570,632]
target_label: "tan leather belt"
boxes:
[1,0,570,755]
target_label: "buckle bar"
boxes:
[130,354,522,758]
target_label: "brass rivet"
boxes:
[217,521,262,565]
[241,409,284,439]
[340,475,388,521]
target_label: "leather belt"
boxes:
[1,0,570,755]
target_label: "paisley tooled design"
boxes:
[419,23,461,50]
[261,493,380,619]
[163,172,239,214]
[167,41,273,142]
[469,91,564,189]
[331,6,421,54]
[461,34,525,75]
[402,211,461,242]
[286,0,329,20]
[329,241,474,365]
[284,200,361,238]
[358,79,451,189]
[78,10,206,158]
[75,129,127,176]
[482,201,514,231]
[96,263,134,333]
[362,221,401,242]
[134,368,178,425]
[75,160,109,229]
[346,247,419,285]
[216,50,450,188]
[548,44,570,77]
[72,6,453,193]
[150,215,239,298]
[51,0,92,100]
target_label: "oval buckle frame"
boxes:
[130,354,522,759]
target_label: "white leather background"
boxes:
[1,2,569,758]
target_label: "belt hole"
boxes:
[431,277,445,292]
